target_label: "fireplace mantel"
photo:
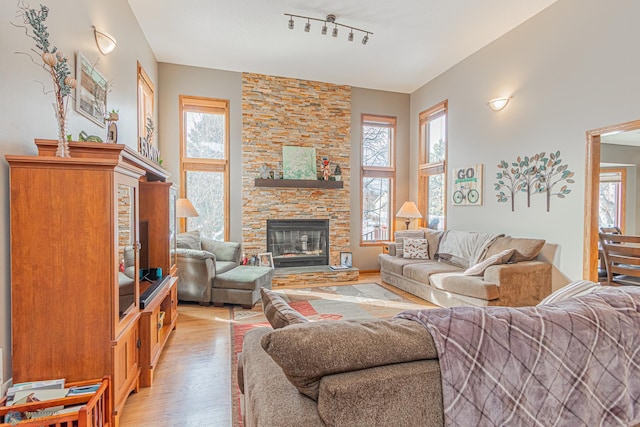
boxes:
[254,178,343,189]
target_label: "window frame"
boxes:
[360,114,396,246]
[179,95,230,240]
[599,167,626,232]
[418,100,448,230]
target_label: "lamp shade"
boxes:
[176,198,199,218]
[94,27,117,55]
[396,201,422,219]
[487,96,511,112]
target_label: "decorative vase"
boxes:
[53,103,70,157]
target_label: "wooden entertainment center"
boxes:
[6,140,179,425]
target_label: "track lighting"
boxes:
[285,13,372,45]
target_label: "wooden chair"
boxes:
[598,232,640,286]
[598,227,622,280]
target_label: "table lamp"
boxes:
[177,198,199,232]
[396,201,422,230]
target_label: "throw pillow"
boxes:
[419,228,444,259]
[463,249,515,276]
[403,238,429,259]
[176,230,202,250]
[537,280,601,306]
[260,318,438,400]
[394,230,424,257]
[261,288,309,329]
[484,236,545,263]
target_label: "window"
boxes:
[179,95,230,240]
[599,168,626,232]
[361,115,396,244]
[418,101,447,231]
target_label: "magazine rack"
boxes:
[0,377,111,427]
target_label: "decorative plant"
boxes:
[533,150,574,212]
[145,116,155,144]
[15,2,77,157]
[494,160,523,212]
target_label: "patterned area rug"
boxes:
[230,282,432,427]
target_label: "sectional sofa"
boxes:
[379,229,552,307]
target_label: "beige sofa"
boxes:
[379,229,552,307]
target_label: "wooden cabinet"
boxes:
[6,140,178,426]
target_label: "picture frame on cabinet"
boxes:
[75,52,108,127]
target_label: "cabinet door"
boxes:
[115,175,140,337]
[113,320,140,414]
[169,186,178,274]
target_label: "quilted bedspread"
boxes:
[396,286,640,426]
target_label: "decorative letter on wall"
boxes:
[452,164,483,206]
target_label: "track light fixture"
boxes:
[284,13,372,45]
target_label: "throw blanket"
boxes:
[436,230,502,268]
[396,287,640,426]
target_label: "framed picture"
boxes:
[282,146,317,180]
[76,52,108,127]
[340,252,353,268]
[452,164,483,206]
[258,252,274,269]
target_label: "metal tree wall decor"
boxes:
[495,151,574,212]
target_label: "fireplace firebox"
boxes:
[266,219,329,267]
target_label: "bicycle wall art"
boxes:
[452,164,483,206]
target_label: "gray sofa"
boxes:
[175,231,242,304]
[379,229,552,307]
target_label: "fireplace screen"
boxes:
[267,219,329,267]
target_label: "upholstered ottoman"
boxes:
[212,266,274,308]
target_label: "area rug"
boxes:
[230,282,432,427]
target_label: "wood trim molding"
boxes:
[584,119,640,280]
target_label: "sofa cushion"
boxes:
[177,230,202,250]
[537,280,600,306]
[463,249,515,276]
[378,254,426,276]
[403,261,462,284]
[483,236,545,263]
[419,228,444,259]
[403,238,429,259]
[394,230,425,257]
[215,260,237,275]
[436,230,502,268]
[261,318,438,400]
[261,288,309,329]
[429,272,500,301]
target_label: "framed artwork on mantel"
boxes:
[283,146,317,180]
[75,52,107,127]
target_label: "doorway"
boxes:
[584,119,640,281]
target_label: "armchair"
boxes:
[176,231,242,305]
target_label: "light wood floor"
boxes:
[119,272,431,426]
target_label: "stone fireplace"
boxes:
[267,219,329,267]
[241,73,352,273]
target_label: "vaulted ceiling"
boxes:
[128,0,558,93]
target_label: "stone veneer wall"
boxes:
[242,73,351,266]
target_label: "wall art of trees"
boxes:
[494,151,574,212]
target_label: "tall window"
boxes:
[418,101,447,231]
[361,114,396,244]
[599,168,626,232]
[179,95,230,240]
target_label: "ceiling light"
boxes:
[285,13,372,45]
[487,96,512,112]
[94,27,117,55]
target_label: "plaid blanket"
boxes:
[396,286,640,426]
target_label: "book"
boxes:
[329,265,350,270]
[11,389,69,405]
[66,383,101,396]
[7,378,65,401]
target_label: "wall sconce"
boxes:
[94,26,117,55]
[396,201,422,229]
[487,96,512,112]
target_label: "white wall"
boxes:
[410,0,640,288]
[350,88,411,271]
[0,0,156,384]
